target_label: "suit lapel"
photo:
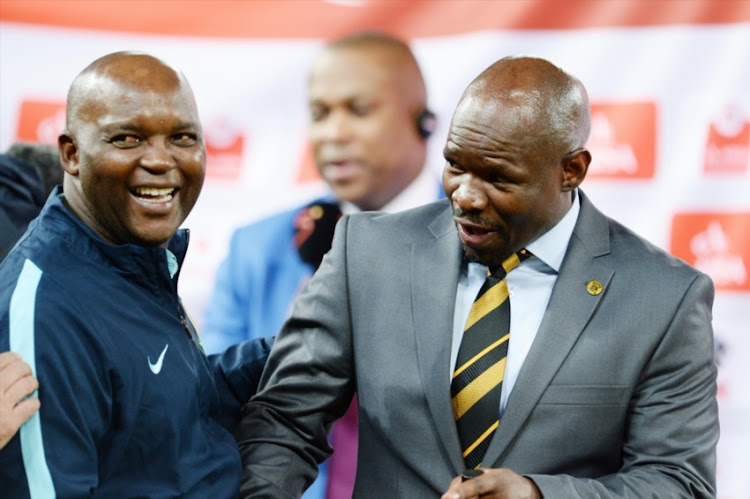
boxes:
[411,203,466,473]
[483,192,615,466]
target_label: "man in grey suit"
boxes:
[236,56,718,498]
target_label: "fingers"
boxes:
[462,469,485,481]
[0,352,35,393]
[0,351,39,413]
[0,352,40,450]
[449,476,487,498]
[442,469,485,499]
[5,368,39,403]
[0,393,40,449]
[0,351,23,371]
[442,468,541,499]
[447,475,462,488]
[12,396,41,425]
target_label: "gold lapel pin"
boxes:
[586,280,603,295]
[308,205,324,220]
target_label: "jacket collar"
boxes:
[39,187,190,287]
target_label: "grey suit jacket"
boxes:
[237,192,718,498]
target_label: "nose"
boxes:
[139,138,176,173]
[451,176,487,212]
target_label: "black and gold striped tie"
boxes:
[451,249,532,469]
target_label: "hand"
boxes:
[0,351,40,449]
[442,468,542,499]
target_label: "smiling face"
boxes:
[442,57,591,269]
[59,53,205,247]
[307,41,427,211]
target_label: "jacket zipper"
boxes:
[179,314,193,340]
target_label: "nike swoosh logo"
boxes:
[148,344,169,374]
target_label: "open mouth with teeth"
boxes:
[131,186,177,202]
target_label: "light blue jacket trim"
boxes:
[10,259,55,498]
[165,249,179,279]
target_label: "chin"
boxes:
[133,228,178,247]
[461,244,501,269]
[334,190,367,206]
[461,244,484,265]
[135,238,171,248]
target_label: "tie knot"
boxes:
[491,249,533,278]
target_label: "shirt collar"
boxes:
[524,190,580,272]
[340,166,438,215]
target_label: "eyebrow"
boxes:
[100,120,198,132]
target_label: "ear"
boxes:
[561,147,590,192]
[58,132,80,176]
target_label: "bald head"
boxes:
[66,51,195,130]
[316,32,429,117]
[325,32,427,102]
[463,56,590,156]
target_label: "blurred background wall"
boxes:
[2,1,748,495]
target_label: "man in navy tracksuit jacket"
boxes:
[0,52,271,497]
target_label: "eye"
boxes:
[110,134,141,148]
[172,132,198,146]
[349,101,373,117]
[445,160,464,173]
[309,105,327,122]
[489,173,506,184]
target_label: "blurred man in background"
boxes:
[203,31,441,498]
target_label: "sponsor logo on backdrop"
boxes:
[670,212,750,291]
[204,118,245,181]
[16,99,66,144]
[703,104,750,175]
[585,102,656,179]
[295,142,322,184]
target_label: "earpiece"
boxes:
[416,109,436,139]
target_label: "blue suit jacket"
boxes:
[202,204,316,354]
[202,182,444,353]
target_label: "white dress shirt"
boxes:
[340,165,440,215]
[450,191,581,416]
